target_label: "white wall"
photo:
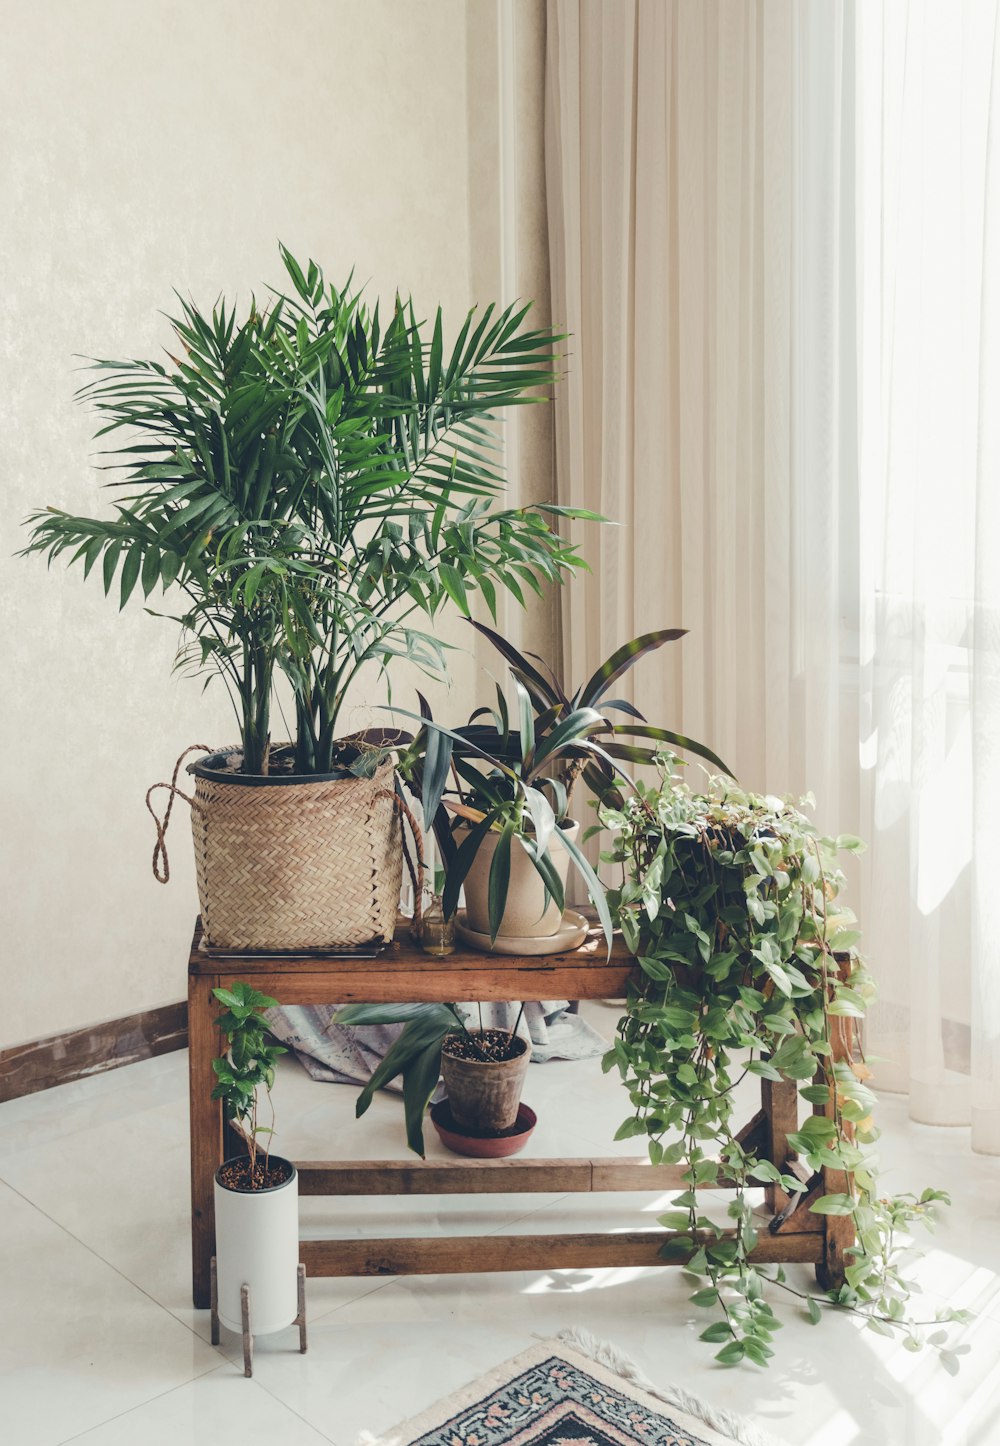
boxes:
[0,0,551,1049]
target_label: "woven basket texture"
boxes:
[190,757,403,950]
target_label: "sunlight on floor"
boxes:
[2,1015,1000,1444]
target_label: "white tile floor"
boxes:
[2,1000,1000,1446]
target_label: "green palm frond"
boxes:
[21,246,587,775]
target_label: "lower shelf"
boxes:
[298,1228,824,1277]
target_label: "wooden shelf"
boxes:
[187,914,850,1309]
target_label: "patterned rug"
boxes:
[368,1330,787,1446]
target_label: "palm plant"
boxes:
[21,246,592,774]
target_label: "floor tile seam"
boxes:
[53,1359,226,1445]
[481,1192,572,1234]
[0,1172,217,1353]
[238,1367,344,1444]
[288,1272,400,1327]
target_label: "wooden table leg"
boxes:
[761,1075,799,1214]
[815,1008,856,1292]
[189,971,222,1309]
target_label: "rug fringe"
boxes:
[552,1327,789,1446]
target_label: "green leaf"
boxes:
[689,1287,719,1308]
[530,707,606,772]
[658,1210,692,1232]
[713,1342,746,1366]
[806,1296,822,1325]
[416,696,453,835]
[335,1002,463,1028]
[810,1194,857,1216]
[401,1036,445,1158]
[514,677,536,771]
[827,999,865,1018]
[578,629,686,706]
[441,807,501,921]
[102,539,122,596]
[487,821,514,941]
[614,1117,646,1141]
[438,562,470,615]
[554,825,614,953]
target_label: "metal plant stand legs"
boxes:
[296,1261,308,1354]
[240,1284,252,1377]
[209,1257,308,1377]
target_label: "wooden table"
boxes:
[188,919,853,1309]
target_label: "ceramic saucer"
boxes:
[454,907,590,955]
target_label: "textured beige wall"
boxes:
[1,0,551,1049]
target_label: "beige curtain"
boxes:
[545,0,1000,1155]
[544,0,859,834]
[858,1,1000,1151]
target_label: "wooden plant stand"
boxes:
[188,918,854,1310]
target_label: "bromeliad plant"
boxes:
[602,757,967,1369]
[21,245,591,775]
[398,684,618,945]
[212,981,286,1188]
[398,626,733,944]
[468,620,731,805]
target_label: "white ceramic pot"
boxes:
[214,1157,299,1335]
[460,820,580,939]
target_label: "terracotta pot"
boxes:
[440,1032,531,1134]
[459,820,579,940]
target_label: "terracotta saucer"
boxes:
[430,1100,537,1158]
[454,908,590,956]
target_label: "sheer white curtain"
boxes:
[859,1,1000,1152]
[545,0,1000,1154]
[544,0,859,824]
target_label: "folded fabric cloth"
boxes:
[265,1000,608,1090]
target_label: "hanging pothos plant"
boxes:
[600,757,969,1369]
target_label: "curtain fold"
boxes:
[545,0,1000,1153]
[858,0,1000,1151]
[545,0,857,820]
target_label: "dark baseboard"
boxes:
[0,1002,188,1103]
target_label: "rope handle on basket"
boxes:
[374,787,426,940]
[145,745,212,884]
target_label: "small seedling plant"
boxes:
[601,757,970,1369]
[212,982,287,1188]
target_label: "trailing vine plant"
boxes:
[601,757,970,1369]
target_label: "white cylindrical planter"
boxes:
[214,1157,299,1335]
[461,820,580,939]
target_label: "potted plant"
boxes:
[210,981,301,1372]
[398,684,618,953]
[21,245,592,950]
[602,755,964,1367]
[399,627,731,954]
[333,1001,533,1157]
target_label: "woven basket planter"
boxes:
[185,751,404,952]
